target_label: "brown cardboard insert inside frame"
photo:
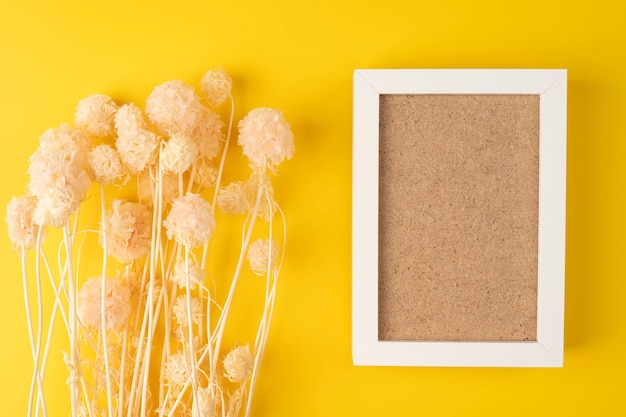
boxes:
[378,94,540,342]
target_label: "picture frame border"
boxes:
[352,69,567,367]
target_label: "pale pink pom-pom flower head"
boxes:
[28,126,91,227]
[200,67,232,107]
[145,80,203,135]
[223,344,253,383]
[6,194,42,249]
[161,133,198,174]
[74,94,118,138]
[170,257,205,290]
[247,239,279,275]
[191,106,224,160]
[193,157,219,189]
[115,129,158,173]
[88,144,127,185]
[216,177,275,221]
[217,181,247,216]
[77,277,131,330]
[196,387,217,417]
[28,142,90,201]
[101,200,152,264]
[114,103,150,136]
[32,182,77,227]
[165,351,190,388]
[39,124,91,162]
[172,295,202,326]
[34,125,91,189]
[163,193,215,248]
[137,169,179,207]
[237,107,294,171]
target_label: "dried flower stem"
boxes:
[118,321,129,417]
[204,287,215,406]
[212,94,234,214]
[44,250,69,333]
[202,94,234,269]
[184,246,199,411]
[99,185,114,417]
[158,261,174,411]
[63,226,80,417]
[126,288,149,417]
[159,260,179,406]
[140,145,164,417]
[125,258,153,417]
[245,203,286,417]
[21,244,45,417]
[33,227,51,417]
[211,186,264,379]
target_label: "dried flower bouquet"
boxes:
[6,68,294,417]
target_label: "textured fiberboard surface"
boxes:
[378,94,539,342]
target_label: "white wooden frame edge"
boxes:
[352,69,567,367]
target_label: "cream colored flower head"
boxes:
[193,157,219,189]
[172,295,202,327]
[200,67,232,107]
[31,182,77,227]
[77,277,131,330]
[237,107,294,171]
[223,344,253,383]
[74,94,118,138]
[170,257,206,290]
[101,200,152,264]
[38,123,91,158]
[163,193,215,248]
[191,106,224,160]
[247,239,279,275]
[137,169,179,207]
[217,181,248,216]
[88,144,127,185]
[145,80,203,135]
[217,176,275,221]
[165,352,190,388]
[115,129,158,174]
[36,125,91,182]
[6,194,42,249]
[114,103,150,136]
[28,126,91,227]
[28,142,90,199]
[196,386,217,417]
[161,133,198,174]
[226,387,245,417]
[136,169,155,206]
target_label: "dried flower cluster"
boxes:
[223,344,254,383]
[6,67,293,417]
[6,194,40,249]
[238,108,294,172]
[164,193,215,248]
[78,277,131,330]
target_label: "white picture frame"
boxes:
[352,69,567,367]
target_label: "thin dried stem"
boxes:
[212,186,264,381]
[244,187,284,417]
[21,245,39,417]
[63,225,80,417]
[202,93,235,270]
[99,185,114,417]
[184,246,199,410]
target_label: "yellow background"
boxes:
[1,0,625,415]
